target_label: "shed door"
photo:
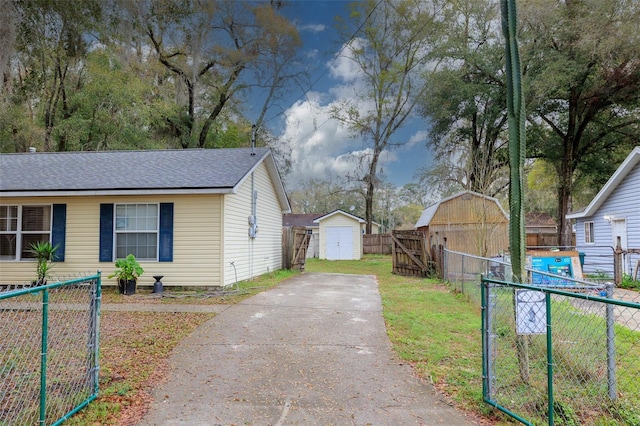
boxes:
[326,226,353,260]
[612,219,627,250]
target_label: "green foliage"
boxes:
[520,0,640,245]
[108,254,144,282]
[2,1,303,154]
[28,241,59,284]
[620,274,640,290]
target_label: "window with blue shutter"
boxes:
[159,203,174,262]
[99,204,114,262]
[51,204,66,261]
[100,203,173,262]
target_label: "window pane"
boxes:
[21,234,49,259]
[0,206,18,232]
[115,204,158,231]
[116,232,157,260]
[22,206,51,232]
[0,235,17,260]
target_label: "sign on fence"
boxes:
[515,290,546,335]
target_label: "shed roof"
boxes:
[566,146,640,219]
[313,209,366,224]
[0,148,290,211]
[415,190,508,228]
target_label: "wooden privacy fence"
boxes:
[363,234,392,255]
[391,230,432,277]
[282,227,310,270]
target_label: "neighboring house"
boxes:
[313,210,365,260]
[0,148,291,288]
[567,146,640,277]
[415,190,509,258]
[525,212,560,248]
[282,213,323,258]
[362,221,381,235]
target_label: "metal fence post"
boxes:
[606,282,617,401]
[546,291,554,426]
[443,246,448,281]
[482,278,495,400]
[461,254,465,293]
[39,288,49,425]
[481,277,489,399]
[88,273,101,396]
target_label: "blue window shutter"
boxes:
[159,203,174,262]
[51,204,66,262]
[99,204,114,262]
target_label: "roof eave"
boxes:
[1,187,236,197]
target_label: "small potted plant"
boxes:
[108,254,144,295]
[28,241,59,286]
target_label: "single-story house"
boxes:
[415,190,509,258]
[282,213,323,258]
[567,146,640,277]
[363,221,381,235]
[313,210,365,260]
[0,148,291,288]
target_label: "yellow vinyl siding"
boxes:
[0,195,223,288]
[223,162,284,286]
[318,213,363,260]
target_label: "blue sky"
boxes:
[261,1,434,189]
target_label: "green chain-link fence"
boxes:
[444,249,640,425]
[0,273,101,425]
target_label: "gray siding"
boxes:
[575,164,640,277]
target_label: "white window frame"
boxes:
[0,204,52,261]
[584,221,595,244]
[114,203,159,261]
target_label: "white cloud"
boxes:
[280,96,400,188]
[406,130,429,149]
[327,38,367,83]
[277,39,414,189]
[298,23,326,33]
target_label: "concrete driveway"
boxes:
[140,272,476,425]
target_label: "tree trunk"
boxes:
[557,146,575,248]
[364,147,381,235]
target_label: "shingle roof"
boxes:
[525,212,557,227]
[0,148,271,193]
[313,209,366,223]
[282,213,324,227]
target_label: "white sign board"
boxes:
[515,290,547,335]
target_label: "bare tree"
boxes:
[331,0,441,233]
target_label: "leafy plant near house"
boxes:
[28,241,59,285]
[108,254,144,295]
[620,274,640,290]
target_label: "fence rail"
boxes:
[443,249,640,425]
[0,273,101,425]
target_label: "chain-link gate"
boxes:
[482,277,640,425]
[0,273,101,425]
